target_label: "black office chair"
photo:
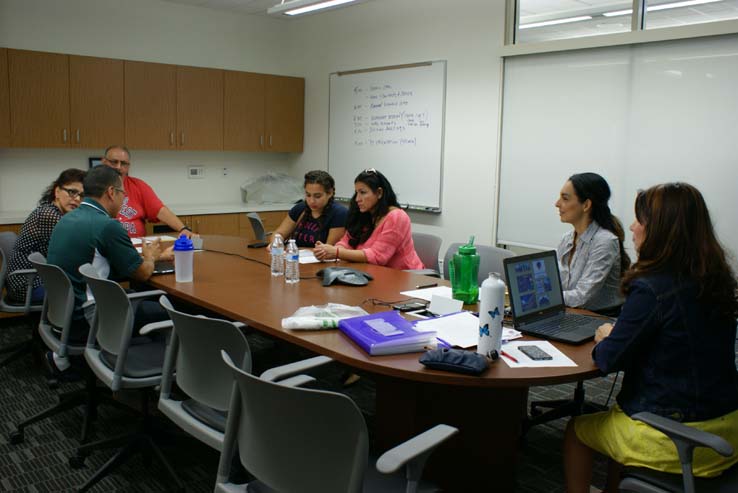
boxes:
[619,412,738,493]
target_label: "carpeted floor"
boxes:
[0,314,622,492]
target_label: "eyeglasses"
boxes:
[112,186,126,195]
[62,187,84,199]
[364,168,378,174]
[105,158,130,167]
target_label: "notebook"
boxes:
[338,311,436,356]
[502,250,603,344]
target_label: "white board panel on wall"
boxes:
[328,61,446,211]
[497,34,738,261]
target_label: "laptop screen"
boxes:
[504,250,564,319]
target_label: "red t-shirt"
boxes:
[116,176,164,238]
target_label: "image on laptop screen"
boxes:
[505,251,563,318]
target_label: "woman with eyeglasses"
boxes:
[314,169,423,270]
[6,168,87,303]
[564,183,738,493]
[271,170,347,247]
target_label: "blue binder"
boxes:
[338,310,436,356]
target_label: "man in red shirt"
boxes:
[102,145,193,238]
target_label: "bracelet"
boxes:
[335,246,339,260]
[179,226,192,232]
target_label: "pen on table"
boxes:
[416,283,438,289]
[500,350,518,363]
[436,337,452,348]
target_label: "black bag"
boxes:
[419,348,489,375]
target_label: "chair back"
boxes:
[247,213,266,242]
[220,351,369,493]
[412,232,442,272]
[159,296,251,412]
[28,252,76,335]
[0,232,16,290]
[443,242,516,284]
[78,263,134,356]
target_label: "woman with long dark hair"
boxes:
[564,183,738,492]
[555,172,630,311]
[7,168,87,302]
[272,170,347,247]
[314,169,423,270]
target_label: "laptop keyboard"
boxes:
[528,314,596,334]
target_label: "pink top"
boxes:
[336,208,424,270]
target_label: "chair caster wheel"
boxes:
[69,454,86,469]
[9,430,24,445]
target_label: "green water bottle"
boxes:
[448,236,480,304]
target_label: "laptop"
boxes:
[502,250,604,344]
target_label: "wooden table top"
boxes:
[148,235,600,388]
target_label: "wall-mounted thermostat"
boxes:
[188,166,205,179]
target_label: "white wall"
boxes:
[288,0,507,254]
[0,0,301,212]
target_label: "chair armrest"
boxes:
[233,321,247,329]
[277,375,316,387]
[631,412,734,457]
[9,268,37,278]
[404,269,441,278]
[139,320,174,335]
[260,355,332,382]
[126,289,167,301]
[376,424,458,474]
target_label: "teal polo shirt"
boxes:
[47,198,142,318]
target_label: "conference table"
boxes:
[148,235,600,492]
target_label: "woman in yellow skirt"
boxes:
[564,183,738,492]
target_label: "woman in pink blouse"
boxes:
[314,169,423,270]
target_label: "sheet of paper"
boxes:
[500,340,576,368]
[298,249,321,264]
[400,286,453,302]
[429,294,462,315]
[413,311,479,349]
[144,235,177,242]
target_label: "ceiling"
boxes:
[159,0,289,16]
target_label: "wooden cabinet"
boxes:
[177,66,223,150]
[8,49,70,147]
[238,211,286,242]
[69,55,124,148]
[0,49,9,147]
[190,214,240,236]
[224,73,304,152]
[125,61,177,149]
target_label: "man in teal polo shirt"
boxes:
[46,165,163,374]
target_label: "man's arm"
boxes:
[129,239,161,282]
[156,206,192,238]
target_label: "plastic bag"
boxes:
[281,303,369,330]
[240,172,303,204]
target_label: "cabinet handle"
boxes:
[259,135,264,148]
[63,129,68,143]
[76,129,80,144]
[195,220,200,234]
[170,132,175,146]
[181,131,185,146]
[269,135,273,147]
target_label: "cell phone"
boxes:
[392,301,428,312]
[518,345,553,361]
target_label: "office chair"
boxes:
[406,232,443,277]
[0,231,43,367]
[246,212,270,248]
[442,242,515,284]
[9,253,120,445]
[215,350,459,493]
[157,295,332,451]
[619,412,738,493]
[72,263,182,492]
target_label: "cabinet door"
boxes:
[0,49,9,147]
[191,214,240,236]
[69,55,124,148]
[125,61,176,149]
[177,66,223,150]
[9,49,70,147]
[265,75,304,152]
[223,71,265,152]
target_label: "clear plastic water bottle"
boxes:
[270,233,285,277]
[285,239,300,284]
[173,234,194,283]
[478,272,507,357]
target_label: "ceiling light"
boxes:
[603,0,721,17]
[519,16,593,30]
[602,9,632,17]
[268,0,360,17]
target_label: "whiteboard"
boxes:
[497,34,738,262]
[328,61,446,211]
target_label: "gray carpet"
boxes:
[0,314,622,492]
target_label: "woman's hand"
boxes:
[594,323,614,344]
[314,241,337,261]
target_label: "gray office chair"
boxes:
[9,253,116,445]
[246,212,270,247]
[157,295,332,451]
[442,242,515,284]
[215,350,459,493]
[0,231,42,367]
[407,232,442,277]
[619,412,738,493]
[71,263,182,492]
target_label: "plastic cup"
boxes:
[173,234,195,283]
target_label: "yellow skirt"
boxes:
[574,404,738,477]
